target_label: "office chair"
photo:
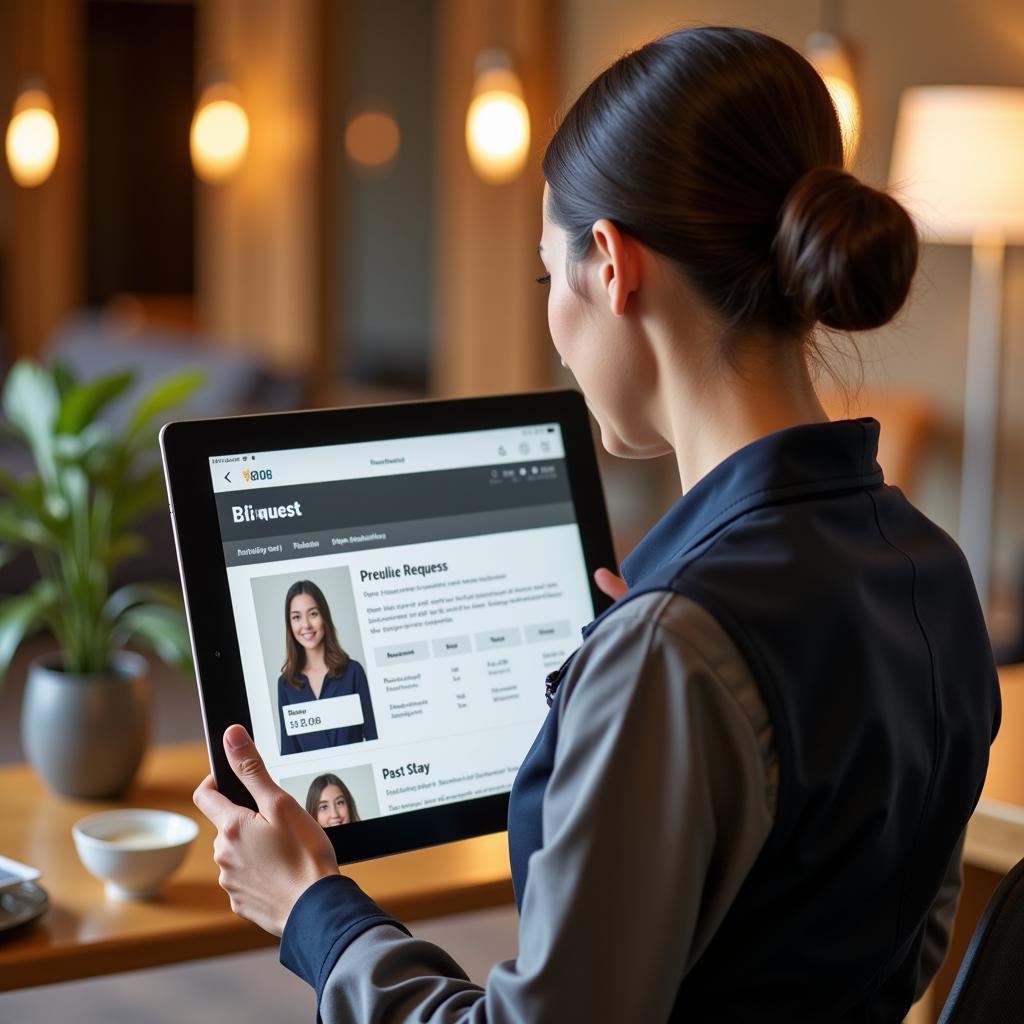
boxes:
[938,854,1024,1022]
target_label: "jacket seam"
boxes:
[863,487,941,998]
[651,602,779,818]
[667,519,798,845]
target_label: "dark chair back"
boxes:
[939,855,1024,1023]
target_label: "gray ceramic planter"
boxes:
[21,651,150,799]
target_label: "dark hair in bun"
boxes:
[774,167,918,330]
[542,26,918,339]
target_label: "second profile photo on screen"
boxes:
[250,566,378,756]
[280,763,380,830]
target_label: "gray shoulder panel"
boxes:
[561,590,778,816]
[315,588,779,1023]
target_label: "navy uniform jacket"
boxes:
[279,418,1000,1023]
[278,659,378,755]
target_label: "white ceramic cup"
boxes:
[71,808,199,901]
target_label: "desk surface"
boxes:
[965,663,1024,873]
[0,743,513,991]
[4,666,1022,993]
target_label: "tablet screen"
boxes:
[207,422,595,830]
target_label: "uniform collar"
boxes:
[620,417,884,588]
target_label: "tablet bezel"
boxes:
[161,389,615,864]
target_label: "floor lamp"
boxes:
[890,87,1024,615]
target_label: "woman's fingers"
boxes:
[594,567,628,601]
[193,774,238,829]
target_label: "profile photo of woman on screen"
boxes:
[277,579,377,755]
[304,773,361,828]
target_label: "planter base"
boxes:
[21,651,150,799]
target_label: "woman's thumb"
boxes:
[594,567,628,601]
[224,725,281,814]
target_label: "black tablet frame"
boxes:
[161,388,616,864]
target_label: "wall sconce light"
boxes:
[806,30,861,167]
[5,83,60,188]
[190,80,249,184]
[465,49,530,185]
[345,108,401,173]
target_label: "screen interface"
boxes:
[208,423,595,830]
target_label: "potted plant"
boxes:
[0,360,202,798]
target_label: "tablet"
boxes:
[161,389,615,863]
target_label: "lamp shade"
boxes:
[889,86,1024,244]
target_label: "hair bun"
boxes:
[773,166,919,331]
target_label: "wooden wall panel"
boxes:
[433,0,559,397]
[194,0,322,381]
[2,0,83,361]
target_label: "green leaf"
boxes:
[2,362,59,485]
[106,533,147,568]
[53,434,85,461]
[105,582,182,623]
[60,464,90,568]
[114,603,193,675]
[43,492,69,521]
[78,423,117,468]
[0,463,36,504]
[126,370,205,440]
[0,503,56,550]
[0,361,203,679]
[0,581,60,686]
[61,464,89,522]
[56,371,134,435]
[50,361,77,400]
[110,465,168,533]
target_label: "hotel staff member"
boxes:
[196,26,1000,1023]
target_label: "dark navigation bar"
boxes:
[215,461,571,542]
[221,502,577,566]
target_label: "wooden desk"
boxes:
[0,743,514,991]
[965,662,1024,872]
[918,663,1024,1023]
[5,668,1021,998]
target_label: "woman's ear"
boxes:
[591,218,641,317]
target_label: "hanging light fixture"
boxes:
[805,0,861,168]
[5,83,60,188]
[465,49,530,185]
[806,30,862,167]
[190,80,249,184]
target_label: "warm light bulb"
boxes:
[806,32,861,168]
[5,88,59,188]
[190,85,249,184]
[465,63,530,185]
[822,74,862,166]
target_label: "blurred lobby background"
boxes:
[1,0,1023,1021]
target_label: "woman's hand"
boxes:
[594,567,628,601]
[193,724,340,936]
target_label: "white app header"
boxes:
[209,423,566,493]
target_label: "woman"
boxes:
[305,773,361,827]
[195,27,1000,1022]
[277,579,377,755]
